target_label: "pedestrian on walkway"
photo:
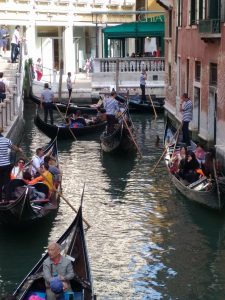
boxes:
[180,93,193,146]
[10,25,21,63]
[0,127,22,201]
[140,70,147,102]
[0,72,11,103]
[41,83,55,125]
[84,58,91,78]
[0,25,9,57]
[35,58,43,81]
[66,72,72,99]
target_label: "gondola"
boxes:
[100,112,137,155]
[31,94,98,115]
[13,205,95,300]
[164,119,224,210]
[34,110,107,140]
[128,95,165,113]
[0,137,61,225]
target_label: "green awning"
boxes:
[103,21,164,38]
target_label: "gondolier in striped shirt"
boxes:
[104,91,120,134]
[180,93,193,146]
[0,127,22,201]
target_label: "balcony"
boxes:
[198,19,221,41]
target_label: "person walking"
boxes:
[35,58,43,81]
[11,25,21,63]
[40,83,55,124]
[0,25,9,57]
[180,93,193,146]
[0,127,22,201]
[0,72,11,103]
[66,72,72,99]
[84,59,91,78]
[140,70,147,102]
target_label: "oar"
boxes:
[20,150,91,228]
[213,158,221,210]
[152,123,182,173]
[54,104,77,141]
[65,95,72,118]
[148,94,157,119]
[121,114,142,158]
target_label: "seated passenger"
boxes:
[170,146,187,174]
[195,143,206,166]
[70,110,86,128]
[43,242,75,300]
[202,149,221,178]
[44,156,62,184]
[180,151,200,183]
[27,163,54,192]
[11,158,26,179]
[93,108,107,124]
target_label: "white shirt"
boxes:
[11,29,20,45]
[11,166,23,179]
[31,154,44,176]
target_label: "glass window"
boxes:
[195,61,201,81]
[209,63,217,86]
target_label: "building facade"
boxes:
[0,0,137,74]
[157,0,225,161]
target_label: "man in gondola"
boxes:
[104,91,120,134]
[43,242,74,300]
[0,127,22,201]
[40,83,55,125]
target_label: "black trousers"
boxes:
[140,84,146,101]
[0,164,12,200]
[106,114,117,134]
[182,121,190,146]
[11,43,19,63]
[43,102,54,124]
[68,88,72,98]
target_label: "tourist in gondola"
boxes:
[40,83,55,125]
[30,147,45,177]
[69,110,87,128]
[104,91,120,134]
[0,127,22,201]
[169,146,187,174]
[178,151,200,183]
[28,163,54,191]
[43,242,75,300]
[194,143,206,166]
[11,157,25,179]
[44,156,61,185]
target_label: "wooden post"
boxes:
[115,59,119,93]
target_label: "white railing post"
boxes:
[9,96,14,120]
[5,99,10,125]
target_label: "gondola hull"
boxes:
[164,119,224,210]
[31,94,98,115]
[128,97,164,113]
[0,138,61,225]
[13,206,94,300]
[100,123,137,155]
[34,111,107,140]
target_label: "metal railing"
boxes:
[199,19,221,34]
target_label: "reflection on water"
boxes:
[1,102,225,299]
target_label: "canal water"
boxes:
[1,101,225,300]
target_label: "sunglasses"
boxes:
[19,161,25,164]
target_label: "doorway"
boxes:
[53,38,63,70]
[208,90,217,144]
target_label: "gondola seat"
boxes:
[5,179,27,200]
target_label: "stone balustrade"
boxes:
[0,94,18,131]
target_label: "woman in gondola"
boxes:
[178,151,200,183]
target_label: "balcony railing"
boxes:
[199,19,221,35]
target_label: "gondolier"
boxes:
[104,91,120,134]
[41,83,55,125]
[0,127,22,201]
[180,93,193,146]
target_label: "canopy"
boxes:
[103,21,164,39]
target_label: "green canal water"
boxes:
[0,101,225,300]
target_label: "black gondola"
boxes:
[100,111,137,155]
[31,94,98,115]
[0,137,61,225]
[34,110,107,140]
[128,95,165,113]
[13,205,94,300]
[164,119,224,210]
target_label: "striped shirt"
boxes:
[182,99,193,122]
[0,135,12,166]
[104,98,120,115]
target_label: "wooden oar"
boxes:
[121,114,142,158]
[152,123,182,173]
[20,150,91,228]
[148,94,157,119]
[213,158,221,210]
[65,96,72,118]
[54,104,77,141]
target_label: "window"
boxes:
[190,0,209,24]
[209,63,217,86]
[195,61,201,81]
[189,0,197,25]
[176,0,182,27]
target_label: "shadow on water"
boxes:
[0,214,56,295]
